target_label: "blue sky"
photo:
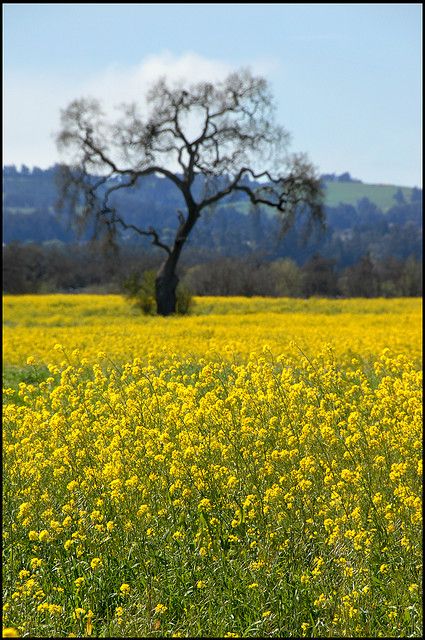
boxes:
[3,3,422,186]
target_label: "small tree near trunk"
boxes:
[56,69,324,315]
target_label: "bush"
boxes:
[175,282,194,315]
[122,270,193,315]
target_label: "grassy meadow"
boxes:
[218,182,414,217]
[2,295,422,637]
[322,182,414,211]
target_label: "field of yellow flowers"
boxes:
[2,295,422,637]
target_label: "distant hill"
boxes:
[3,165,419,211]
[2,165,422,270]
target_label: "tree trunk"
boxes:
[155,256,179,316]
[155,204,198,316]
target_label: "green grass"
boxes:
[3,364,51,390]
[323,182,414,211]
[218,182,414,215]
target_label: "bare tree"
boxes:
[56,68,324,315]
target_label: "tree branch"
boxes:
[114,216,172,255]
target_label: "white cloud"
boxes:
[78,51,235,116]
[4,51,280,169]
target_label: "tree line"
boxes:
[3,241,421,298]
[3,167,422,270]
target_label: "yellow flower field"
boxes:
[3,295,422,367]
[2,295,422,637]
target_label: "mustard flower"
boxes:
[154,603,168,615]
[90,557,102,570]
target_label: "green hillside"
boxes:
[323,182,413,211]
[217,181,415,217]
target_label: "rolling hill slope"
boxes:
[323,182,414,210]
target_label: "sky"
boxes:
[3,3,422,187]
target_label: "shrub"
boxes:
[122,270,193,315]
[175,282,194,315]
